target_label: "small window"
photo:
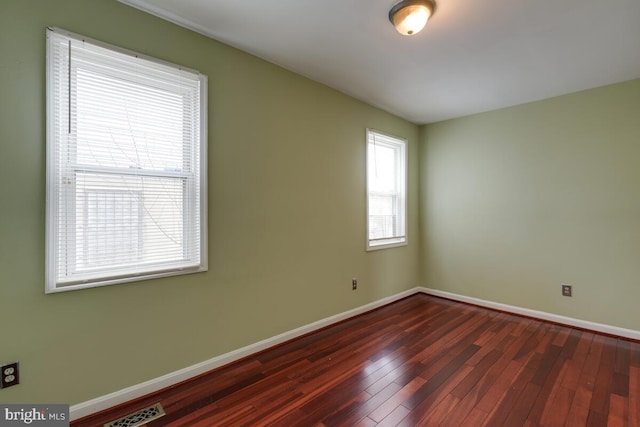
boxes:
[366,129,407,250]
[46,28,208,292]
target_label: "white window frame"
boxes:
[366,129,407,251]
[45,28,208,293]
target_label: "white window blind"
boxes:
[46,28,207,292]
[366,129,407,250]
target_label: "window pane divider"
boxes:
[70,164,192,180]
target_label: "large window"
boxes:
[46,28,207,292]
[366,129,407,250]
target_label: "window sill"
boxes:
[366,239,407,251]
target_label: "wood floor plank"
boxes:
[615,339,631,373]
[450,349,502,398]
[396,364,475,426]
[403,347,479,409]
[527,341,573,424]
[607,393,628,426]
[474,358,528,412]
[561,332,594,392]
[538,362,570,425]
[71,294,640,427]
[460,317,518,366]
[629,365,640,427]
[631,341,640,367]
[353,417,377,427]
[565,384,594,427]
[376,404,411,427]
[364,361,418,397]
[438,388,479,427]
[502,382,541,427]
[564,335,605,427]
[589,337,618,418]
[539,385,574,427]
[586,409,608,427]
[412,392,459,426]
[461,407,490,426]
[321,382,401,426]
[535,326,558,354]
[368,377,426,422]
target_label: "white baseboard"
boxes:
[70,287,421,421]
[72,286,639,421]
[419,287,640,341]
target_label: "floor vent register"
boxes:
[103,403,166,427]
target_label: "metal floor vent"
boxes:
[103,403,166,427]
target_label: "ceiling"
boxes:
[119,0,640,124]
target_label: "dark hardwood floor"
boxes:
[73,294,640,426]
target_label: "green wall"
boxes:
[420,79,640,330]
[0,0,419,404]
[3,0,639,410]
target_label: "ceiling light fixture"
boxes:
[388,0,436,36]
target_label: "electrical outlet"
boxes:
[0,362,19,389]
[352,278,358,290]
[561,284,572,297]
